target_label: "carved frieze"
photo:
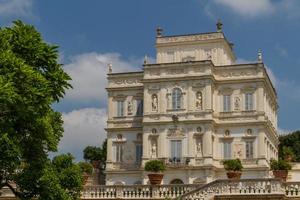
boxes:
[167,68,186,75]
[113,78,142,85]
[220,70,257,78]
[157,33,221,44]
[167,127,185,138]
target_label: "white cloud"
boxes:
[213,0,274,18]
[58,108,107,160]
[0,0,34,18]
[211,0,300,19]
[64,52,140,104]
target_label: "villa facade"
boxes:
[105,23,279,185]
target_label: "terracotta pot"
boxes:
[226,171,242,179]
[148,173,164,185]
[273,170,288,181]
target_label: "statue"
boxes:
[196,139,202,156]
[151,140,157,158]
[196,92,203,109]
[234,97,240,110]
[152,94,158,111]
[127,100,133,115]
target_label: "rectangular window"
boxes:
[115,144,123,162]
[223,95,231,112]
[245,93,253,111]
[117,101,124,117]
[246,141,254,159]
[170,140,182,159]
[223,141,231,159]
[135,144,143,164]
[136,100,143,116]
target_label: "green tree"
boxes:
[83,139,107,171]
[279,131,300,161]
[39,154,84,200]
[0,20,76,199]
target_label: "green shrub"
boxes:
[144,160,166,172]
[282,146,295,160]
[78,161,93,174]
[270,159,292,170]
[223,159,243,171]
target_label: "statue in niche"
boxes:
[234,97,240,111]
[196,92,203,110]
[150,139,157,158]
[151,94,158,111]
[127,100,133,115]
[234,144,244,159]
[196,138,203,157]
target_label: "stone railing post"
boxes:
[116,186,123,199]
[151,185,160,199]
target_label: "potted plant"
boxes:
[79,161,93,184]
[282,147,295,162]
[223,159,243,179]
[270,159,291,181]
[145,160,166,185]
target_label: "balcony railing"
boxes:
[159,157,191,168]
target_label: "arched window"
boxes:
[170,179,184,184]
[172,88,183,110]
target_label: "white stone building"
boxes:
[105,23,278,185]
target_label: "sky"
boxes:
[1,0,300,160]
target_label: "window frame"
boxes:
[172,88,183,110]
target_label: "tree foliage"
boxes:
[83,139,107,171]
[0,20,77,199]
[279,131,300,161]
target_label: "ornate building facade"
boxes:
[105,24,278,185]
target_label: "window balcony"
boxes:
[159,157,191,167]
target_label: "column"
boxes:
[203,127,213,165]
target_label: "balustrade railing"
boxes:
[81,184,198,199]
[180,178,285,200]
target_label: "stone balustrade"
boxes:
[81,184,198,199]
[180,178,289,200]
[2,179,300,199]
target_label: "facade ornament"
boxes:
[234,96,240,110]
[156,26,163,37]
[258,49,263,63]
[196,91,203,110]
[108,63,113,73]
[127,100,133,115]
[216,19,223,32]
[151,94,158,111]
[143,54,148,64]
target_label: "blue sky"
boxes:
[1,0,300,160]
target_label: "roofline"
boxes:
[107,71,143,76]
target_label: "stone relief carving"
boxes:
[151,94,158,112]
[114,78,142,85]
[196,91,203,110]
[167,127,185,138]
[168,68,186,75]
[234,143,244,159]
[221,70,257,78]
[234,96,241,111]
[156,33,220,44]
